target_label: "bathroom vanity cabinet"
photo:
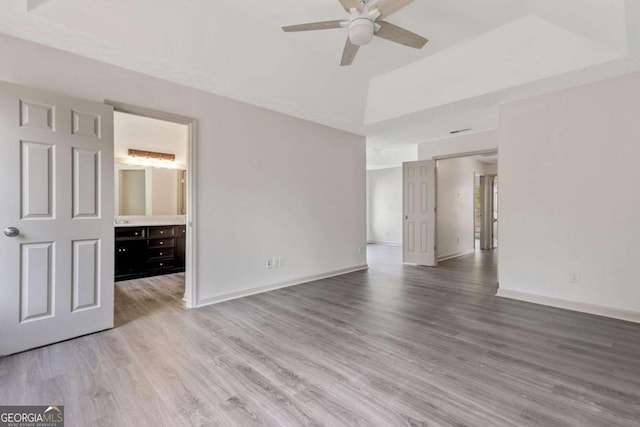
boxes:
[115,225,186,281]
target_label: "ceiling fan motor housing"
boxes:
[349,17,375,46]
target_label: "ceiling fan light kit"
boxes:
[349,18,375,46]
[282,0,428,66]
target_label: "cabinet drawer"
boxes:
[149,227,174,238]
[148,247,174,259]
[115,227,145,239]
[149,238,174,249]
[116,240,145,253]
[148,260,174,270]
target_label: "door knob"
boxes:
[4,227,19,237]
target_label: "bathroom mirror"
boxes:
[115,164,186,216]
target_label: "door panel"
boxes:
[72,239,100,312]
[21,141,55,219]
[20,242,54,322]
[73,148,101,218]
[403,160,437,266]
[0,81,114,356]
[20,100,55,130]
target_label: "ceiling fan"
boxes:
[282,0,428,66]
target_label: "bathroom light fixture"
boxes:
[126,149,179,169]
[128,149,176,161]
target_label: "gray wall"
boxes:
[0,34,367,306]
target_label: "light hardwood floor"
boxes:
[1,245,639,426]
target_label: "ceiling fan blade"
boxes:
[340,38,360,66]
[373,0,415,20]
[337,0,364,13]
[282,20,345,32]
[375,21,428,49]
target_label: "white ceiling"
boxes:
[2,0,640,150]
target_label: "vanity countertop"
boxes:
[114,216,186,228]
[114,221,186,228]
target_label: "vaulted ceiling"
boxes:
[2,0,640,148]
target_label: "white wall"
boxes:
[484,163,498,175]
[418,130,498,160]
[367,144,417,170]
[0,35,367,305]
[436,157,489,260]
[367,168,402,245]
[114,111,188,167]
[499,71,640,315]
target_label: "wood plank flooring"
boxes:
[1,245,640,426]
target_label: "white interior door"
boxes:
[479,175,492,250]
[492,175,498,248]
[0,82,114,356]
[403,160,437,266]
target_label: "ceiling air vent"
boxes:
[450,128,471,135]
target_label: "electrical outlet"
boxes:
[273,257,280,268]
[278,256,284,267]
[570,272,581,284]
[267,259,273,269]
[457,237,460,245]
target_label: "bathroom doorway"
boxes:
[109,101,198,308]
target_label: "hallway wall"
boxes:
[367,167,402,245]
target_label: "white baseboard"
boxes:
[496,289,640,324]
[438,249,475,262]
[367,241,401,247]
[196,264,369,308]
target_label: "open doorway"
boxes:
[435,152,497,262]
[366,151,498,271]
[110,103,198,308]
[475,171,498,250]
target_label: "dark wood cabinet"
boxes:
[115,225,186,281]
[175,225,186,269]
